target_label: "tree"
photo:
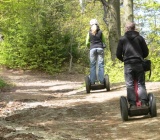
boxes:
[100,0,121,61]
[0,0,81,73]
[79,0,85,13]
[123,0,133,24]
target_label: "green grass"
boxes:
[0,78,7,88]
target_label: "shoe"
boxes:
[91,82,95,85]
[130,104,137,109]
[141,100,148,108]
[141,102,148,108]
[100,82,104,84]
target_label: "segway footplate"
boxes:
[90,84,105,90]
[129,107,149,117]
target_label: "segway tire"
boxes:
[148,93,157,117]
[85,76,90,94]
[120,96,128,121]
[104,74,110,91]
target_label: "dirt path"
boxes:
[0,68,160,140]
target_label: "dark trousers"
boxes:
[124,63,148,105]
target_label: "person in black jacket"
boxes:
[116,22,149,109]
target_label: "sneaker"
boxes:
[141,100,148,108]
[100,82,104,84]
[130,104,137,109]
[141,102,148,108]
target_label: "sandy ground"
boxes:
[0,68,160,140]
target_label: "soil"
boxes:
[0,68,160,140]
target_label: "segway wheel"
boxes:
[120,96,128,121]
[85,76,91,94]
[104,74,110,91]
[148,93,157,117]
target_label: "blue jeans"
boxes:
[124,63,148,105]
[90,48,104,84]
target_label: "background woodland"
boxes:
[0,0,160,83]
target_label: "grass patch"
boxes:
[0,78,7,89]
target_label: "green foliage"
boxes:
[147,31,160,81]
[0,78,7,88]
[104,52,124,83]
[0,0,159,83]
[0,0,81,73]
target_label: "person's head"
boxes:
[90,24,97,35]
[125,22,136,32]
[90,19,98,26]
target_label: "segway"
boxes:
[120,80,157,121]
[85,55,110,94]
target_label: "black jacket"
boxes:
[89,29,103,49]
[116,31,149,64]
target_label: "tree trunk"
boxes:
[79,0,85,13]
[123,0,133,24]
[101,0,120,61]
